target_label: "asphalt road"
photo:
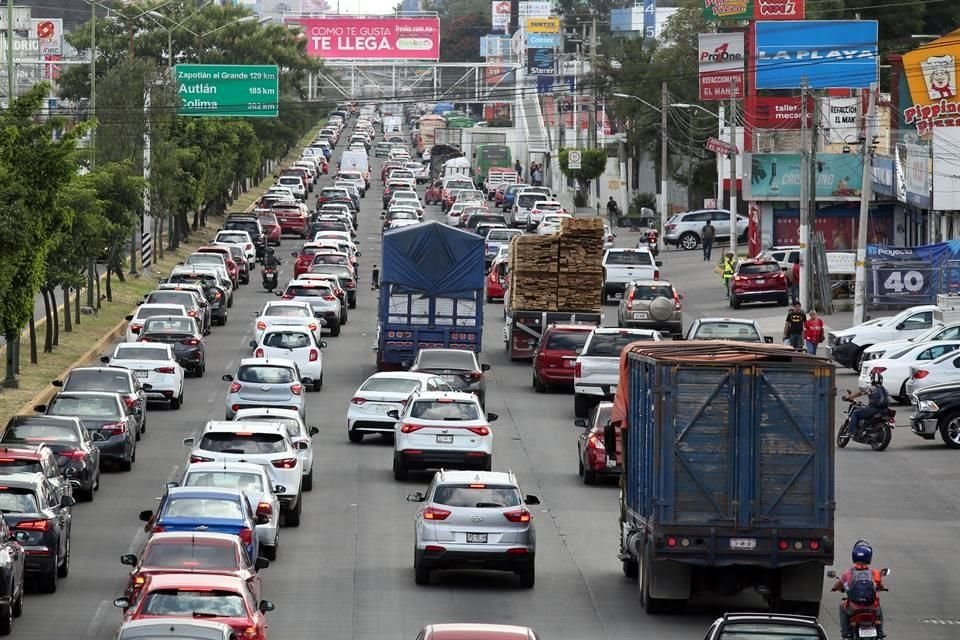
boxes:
[9,124,959,640]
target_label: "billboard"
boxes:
[821,97,859,144]
[905,143,932,209]
[287,17,440,60]
[933,128,960,210]
[31,19,62,56]
[754,20,878,89]
[527,48,554,75]
[492,0,510,30]
[744,153,864,201]
[703,0,803,20]
[525,17,560,33]
[745,95,813,129]
[518,1,552,16]
[527,33,560,48]
[901,29,960,137]
[698,32,744,101]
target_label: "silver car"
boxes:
[663,209,748,250]
[222,358,310,420]
[616,280,683,334]
[406,470,540,588]
[277,280,342,337]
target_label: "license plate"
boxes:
[368,404,390,414]
[135,370,149,379]
[633,312,648,319]
[441,374,459,383]
[436,434,454,444]
[614,292,623,299]
[606,457,617,468]
[730,538,757,550]
[859,628,877,638]
[466,533,487,543]
[756,279,765,284]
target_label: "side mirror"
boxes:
[655,261,663,267]
[386,409,400,419]
[764,336,774,344]
[525,494,541,505]
[165,481,179,489]
[308,427,319,436]
[100,356,110,364]
[255,513,270,525]
[33,404,47,413]
[356,251,362,257]
[895,322,905,330]
[406,492,425,502]
[251,312,260,317]
[259,600,275,613]
[222,374,234,382]
[603,422,618,452]
[255,557,270,570]
[138,509,153,522]
[320,341,328,349]
[249,341,258,349]
[125,315,134,321]
[826,570,838,578]
[274,485,286,495]
[486,413,499,422]
[51,380,63,387]
[275,291,284,297]
[113,597,131,609]
[481,363,491,372]
[120,553,137,566]
[294,441,309,450]
[574,418,588,428]
[182,437,195,447]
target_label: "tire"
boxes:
[393,455,409,481]
[0,601,11,636]
[11,585,22,618]
[263,537,278,560]
[170,393,181,410]
[414,559,430,585]
[517,566,535,589]
[76,483,94,503]
[348,430,364,443]
[574,394,591,419]
[837,420,851,448]
[622,559,639,579]
[57,536,70,578]
[314,374,323,392]
[583,465,597,485]
[639,543,667,614]
[939,412,960,449]
[486,294,493,303]
[284,497,302,527]
[870,424,892,451]
[302,467,313,491]
[329,322,341,337]
[731,295,741,310]
[533,372,546,393]
[37,552,57,594]
[119,455,133,472]
[678,232,699,250]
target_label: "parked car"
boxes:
[859,341,960,401]
[410,348,490,408]
[906,348,960,397]
[729,259,789,308]
[575,401,620,484]
[828,305,940,372]
[531,324,594,392]
[910,380,960,448]
[663,209,747,250]
[616,280,683,334]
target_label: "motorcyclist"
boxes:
[262,247,281,269]
[832,539,885,638]
[844,370,889,438]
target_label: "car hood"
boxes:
[862,339,915,355]
[830,317,889,338]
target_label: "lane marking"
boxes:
[84,599,112,637]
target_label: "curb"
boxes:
[16,316,130,415]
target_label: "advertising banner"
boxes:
[492,0,511,29]
[525,17,560,33]
[643,0,656,39]
[288,17,440,60]
[905,143,932,209]
[519,1,552,16]
[901,29,960,137]
[527,33,560,47]
[754,20,878,89]
[744,153,864,201]
[527,48,554,75]
[31,18,62,56]
[698,32,744,101]
[866,241,960,305]
[703,0,802,19]
[775,205,891,250]
[745,95,813,129]
[871,155,896,198]
[933,127,960,210]
[821,97,859,144]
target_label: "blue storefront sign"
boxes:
[643,0,656,40]
[867,241,960,305]
[527,33,560,48]
[755,21,878,90]
[871,155,895,198]
[527,48,554,75]
[744,153,864,201]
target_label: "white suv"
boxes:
[391,391,496,481]
[232,407,318,491]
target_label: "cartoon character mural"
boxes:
[921,54,956,100]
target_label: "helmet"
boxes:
[266,247,274,257]
[869,369,884,386]
[852,539,873,564]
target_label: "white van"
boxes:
[339,150,370,188]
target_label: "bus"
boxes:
[416,114,447,154]
[475,144,512,184]
[444,116,476,129]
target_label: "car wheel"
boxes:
[76,483,94,503]
[532,372,546,393]
[314,374,323,392]
[302,467,313,492]
[939,413,960,449]
[263,539,278,561]
[349,298,357,309]
[341,311,348,325]
[284,497,302,528]
[678,232,699,250]
[517,566,535,589]
[11,584,22,618]
[0,598,12,636]
[583,465,597,485]
[574,394,591,418]
[622,559,639,579]
[731,295,741,310]
[393,455,409,481]
[37,551,57,594]
[329,322,341,337]
[414,557,431,585]
[170,393,181,410]
[57,536,70,578]
[119,453,133,472]
[348,430,364,443]
[486,294,493,303]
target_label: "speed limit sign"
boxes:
[568,149,582,169]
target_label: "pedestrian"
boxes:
[371,264,380,291]
[606,197,619,227]
[804,309,825,354]
[514,160,523,180]
[532,166,543,186]
[721,253,735,298]
[790,261,801,305]
[784,303,806,350]
[701,219,716,261]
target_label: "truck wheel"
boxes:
[622,559,638,579]
[939,412,960,449]
[639,545,667,614]
[574,394,591,418]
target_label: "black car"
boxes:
[165,273,228,326]
[0,444,74,506]
[144,289,211,335]
[307,264,357,308]
[52,367,147,436]
[224,216,266,260]
[0,515,25,632]
[0,417,101,502]
[0,473,73,594]
[703,613,827,640]
[37,392,137,471]
[139,316,206,377]
[909,380,960,448]
[464,213,508,234]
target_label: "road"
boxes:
[9,123,959,640]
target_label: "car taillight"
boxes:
[871,367,887,375]
[322,294,336,301]
[154,366,176,374]
[214,291,222,300]
[256,501,273,517]
[271,458,297,469]
[256,321,267,330]
[588,434,605,450]
[574,362,582,378]
[254,348,264,358]
[181,338,200,346]
[290,384,303,395]
[665,223,676,231]
[190,454,213,463]
[238,527,254,545]
[246,244,253,251]
[467,426,490,436]
[422,506,451,520]
[130,324,142,334]
[242,627,259,640]
[123,394,138,409]
[466,372,482,381]
[309,349,319,362]
[674,293,682,310]
[15,519,50,531]
[281,294,294,300]
[653,269,660,280]
[400,424,423,433]
[61,450,86,460]
[187,310,198,318]
[350,397,368,405]
[503,508,532,523]
[101,422,126,435]
[625,291,634,311]
[229,382,242,393]
[914,369,930,379]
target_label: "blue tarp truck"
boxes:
[610,342,835,616]
[376,221,485,370]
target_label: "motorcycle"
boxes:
[838,390,895,451]
[647,230,660,257]
[262,266,278,292]
[828,567,890,639]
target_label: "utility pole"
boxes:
[799,78,810,310]
[87,0,97,309]
[660,81,668,252]
[728,79,738,256]
[6,0,13,103]
[588,13,599,216]
[853,83,878,325]
[805,90,821,310]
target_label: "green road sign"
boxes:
[174,64,279,118]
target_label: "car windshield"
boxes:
[606,251,654,266]
[63,370,131,392]
[142,540,239,570]
[360,377,422,394]
[236,366,295,384]
[263,332,311,349]
[135,307,184,320]
[0,488,38,514]
[415,351,477,371]
[309,266,351,280]
[410,400,480,420]
[184,471,265,494]
[390,211,417,220]
[48,395,121,418]
[263,305,310,317]
[739,263,781,275]
[3,422,79,444]
[545,331,590,351]
[143,318,195,334]
[236,416,301,437]
[258,213,278,225]
[630,285,675,300]
[115,346,170,361]
[693,322,762,342]
[286,285,332,297]
[487,230,520,242]
[141,590,246,617]
[433,485,521,508]
[586,333,656,356]
[199,432,287,454]
[186,255,221,265]
[516,194,541,208]
[147,293,193,306]
[311,255,347,266]
[217,233,247,244]
[716,623,823,639]
[164,497,243,519]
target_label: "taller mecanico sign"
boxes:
[286,16,440,61]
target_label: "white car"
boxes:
[828,305,941,371]
[389,219,420,230]
[183,420,304,526]
[213,230,256,268]
[125,304,189,342]
[859,322,960,368]
[336,170,366,195]
[233,407,318,491]
[529,200,565,228]
[252,300,321,343]
[179,461,282,559]
[536,213,572,235]
[906,349,960,397]
[250,326,326,391]
[859,341,960,401]
[347,372,454,443]
[102,342,184,408]
[392,390,496,481]
[277,176,306,200]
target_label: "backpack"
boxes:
[847,568,877,605]
[868,385,889,409]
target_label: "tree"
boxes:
[558,148,606,205]
[423,0,488,63]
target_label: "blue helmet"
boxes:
[852,539,873,564]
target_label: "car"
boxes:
[685,317,774,343]
[232,408,319,491]
[276,174,306,200]
[271,200,309,239]
[384,209,419,232]
[465,213,508,235]
[143,289,210,336]
[221,358,310,421]
[0,444,73,505]
[485,256,508,302]
[139,316,206,378]
[165,270,229,325]
[392,391,496,480]
[512,190,552,228]
[663,209,747,250]
[38,391,137,470]
[828,305,940,372]
[290,243,339,278]
[528,200,565,230]
[155,282,215,331]
[346,372,453,443]
[729,259,789,308]
[0,416,101,502]
[374,141,393,157]
[337,170,366,196]
[859,341,960,401]
[535,213,571,235]
[212,230,257,269]
[252,300,321,344]
[410,348,490,408]
[177,463,282,560]
[0,472,73,593]
[255,210,282,246]
[119,531,268,603]
[249,327,326,391]
[174,264,235,308]
[277,280,342,337]
[602,248,661,302]
[702,613,828,640]
[617,280,683,334]
[575,401,620,484]
[223,216,266,260]
[406,470,540,587]
[859,322,960,368]
[51,366,148,435]
[306,264,357,309]
[501,183,530,214]
[113,573,274,640]
[424,179,443,205]
[905,348,960,396]
[532,324,595,392]
[115,619,237,640]
[573,328,662,417]
[183,421,303,527]
[297,275,348,323]
[124,304,190,342]
[191,249,240,289]
[909,380,960,447]
[101,343,185,409]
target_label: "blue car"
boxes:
[138,487,264,564]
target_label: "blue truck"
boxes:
[376,221,485,370]
[610,342,835,616]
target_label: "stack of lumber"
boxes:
[508,235,560,311]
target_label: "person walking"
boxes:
[701,219,716,261]
[606,197,619,228]
[371,264,380,291]
[720,253,735,298]
[784,303,806,350]
[514,160,523,180]
[804,309,825,354]
[789,261,801,305]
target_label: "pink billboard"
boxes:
[287,17,440,61]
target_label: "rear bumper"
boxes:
[536,367,574,385]
[349,419,395,434]
[94,437,133,461]
[399,450,489,470]
[732,289,787,302]
[416,547,534,572]
[575,384,614,397]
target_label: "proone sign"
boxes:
[174,64,279,118]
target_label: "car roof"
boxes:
[54,390,123,399]
[237,357,297,368]
[143,572,244,591]
[695,317,761,327]
[591,327,659,336]
[719,612,822,627]
[69,366,134,377]
[545,324,597,332]
[432,471,518,487]
[203,420,286,436]
[8,415,83,428]
[145,531,243,546]
[0,445,46,460]
[165,486,245,500]
[411,390,479,402]
[233,407,303,421]
[629,279,674,286]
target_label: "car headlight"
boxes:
[918,399,939,412]
[835,335,854,345]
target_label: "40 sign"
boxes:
[174,64,279,118]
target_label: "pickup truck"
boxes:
[573,327,662,418]
[602,248,661,302]
[828,304,940,372]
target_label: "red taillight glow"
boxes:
[871,367,887,374]
[503,508,532,523]
[914,369,930,379]
[15,520,50,531]
[779,540,790,550]
[61,450,86,460]
[123,395,138,409]
[101,422,126,435]
[256,501,273,517]
[256,321,266,330]
[322,295,336,301]
[238,528,253,545]
[654,270,660,280]
[190,454,213,463]
[350,397,367,405]
[422,506,451,520]
[574,362,582,378]
[154,367,176,374]
[467,426,490,436]
[229,382,242,393]
[290,384,303,395]
[187,310,198,317]
[810,540,821,550]
[400,424,423,433]
[666,537,678,547]
[588,434,605,450]
[254,348,264,358]
[309,349,319,362]
[271,458,297,469]
[131,324,142,333]
[181,339,199,346]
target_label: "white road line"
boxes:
[84,599,112,637]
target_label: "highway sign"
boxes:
[174,64,279,118]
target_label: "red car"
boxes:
[730,259,788,309]
[255,210,282,246]
[119,532,267,603]
[271,202,308,239]
[291,243,329,278]
[485,257,507,302]
[494,182,510,207]
[425,180,443,205]
[116,573,274,640]
[418,624,541,640]
[197,246,240,287]
[575,401,621,484]
[531,324,594,391]
[380,161,403,183]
